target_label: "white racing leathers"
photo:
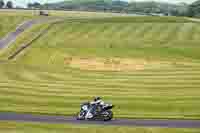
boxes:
[90,100,104,106]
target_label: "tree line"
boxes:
[27,0,198,17]
[187,0,200,17]
[1,0,200,18]
[0,0,13,8]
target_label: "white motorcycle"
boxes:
[77,102,114,121]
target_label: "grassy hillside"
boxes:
[0,11,34,38]
[0,11,132,39]
[2,16,199,64]
[0,16,200,119]
[0,122,199,133]
[0,62,200,119]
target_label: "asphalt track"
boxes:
[0,17,63,49]
[0,112,200,128]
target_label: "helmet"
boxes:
[94,97,101,102]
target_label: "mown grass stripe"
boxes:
[1,83,200,96]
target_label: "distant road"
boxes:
[0,17,63,49]
[0,112,200,128]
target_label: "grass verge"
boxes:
[0,121,200,133]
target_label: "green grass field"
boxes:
[0,9,141,38]
[0,14,200,120]
[0,11,35,38]
[0,121,199,133]
[1,62,200,119]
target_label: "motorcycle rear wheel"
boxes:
[103,110,113,121]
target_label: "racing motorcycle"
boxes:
[76,102,114,121]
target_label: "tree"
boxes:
[6,1,13,8]
[0,0,5,8]
[187,0,200,17]
[27,2,41,9]
[27,3,32,8]
[187,6,195,17]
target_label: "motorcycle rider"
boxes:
[90,97,104,105]
[90,97,105,113]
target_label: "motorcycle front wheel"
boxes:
[76,111,86,120]
[103,110,113,121]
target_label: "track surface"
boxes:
[0,112,200,128]
[0,17,63,49]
